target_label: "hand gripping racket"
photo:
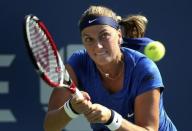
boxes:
[23,14,83,98]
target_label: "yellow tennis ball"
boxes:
[144,41,166,62]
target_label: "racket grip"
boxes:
[74,88,83,99]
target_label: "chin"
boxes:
[95,57,112,66]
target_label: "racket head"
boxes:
[23,14,68,88]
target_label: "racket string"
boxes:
[28,20,63,83]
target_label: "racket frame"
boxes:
[23,15,83,98]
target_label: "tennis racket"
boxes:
[23,14,83,98]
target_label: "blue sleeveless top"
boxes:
[67,47,177,131]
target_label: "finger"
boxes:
[86,110,101,123]
[71,96,84,104]
[81,91,91,101]
[79,100,93,113]
[71,99,93,114]
[72,91,91,102]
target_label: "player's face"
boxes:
[81,25,122,66]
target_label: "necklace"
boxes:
[97,61,124,81]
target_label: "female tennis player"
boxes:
[44,5,177,131]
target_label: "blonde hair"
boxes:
[79,5,119,25]
[119,15,148,38]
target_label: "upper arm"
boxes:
[132,58,163,130]
[134,88,160,131]
[47,64,79,111]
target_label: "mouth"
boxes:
[95,51,108,56]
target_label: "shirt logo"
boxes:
[88,19,97,23]
[127,113,134,118]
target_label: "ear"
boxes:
[117,29,123,45]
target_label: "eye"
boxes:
[83,36,94,45]
[84,37,92,42]
[99,32,111,41]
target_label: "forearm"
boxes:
[44,106,71,131]
[117,118,155,131]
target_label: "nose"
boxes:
[95,41,103,49]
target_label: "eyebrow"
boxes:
[81,33,90,38]
[82,28,108,38]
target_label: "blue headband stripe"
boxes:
[79,16,119,31]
